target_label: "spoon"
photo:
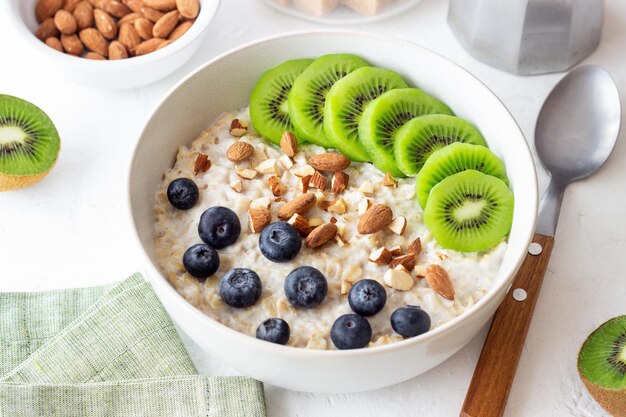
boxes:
[461,65,621,417]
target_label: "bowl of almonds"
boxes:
[6,0,220,88]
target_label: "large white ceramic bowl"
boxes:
[128,31,538,393]
[5,0,220,89]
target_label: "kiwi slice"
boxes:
[288,54,369,147]
[578,316,626,416]
[394,114,488,177]
[358,88,453,177]
[423,170,513,252]
[250,59,314,145]
[324,66,408,162]
[0,95,60,191]
[416,142,508,209]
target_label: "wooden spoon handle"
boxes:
[460,233,555,417]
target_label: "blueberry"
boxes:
[198,206,241,249]
[256,318,290,345]
[259,222,301,262]
[219,268,262,308]
[167,178,199,210]
[330,314,372,350]
[284,266,327,309]
[348,279,387,316]
[390,306,431,338]
[183,244,220,280]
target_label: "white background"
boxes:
[1,0,624,416]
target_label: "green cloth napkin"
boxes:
[0,273,267,417]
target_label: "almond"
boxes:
[389,254,416,270]
[388,216,407,235]
[389,245,403,256]
[86,0,108,8]
[268,176,286,197]
[229,179,243,193]
[133,37,165,55]
[357,204,393,234]
[141,5,164,22]
[382,172,397,187]
[229,119,247,137]
[277,193,316,220]
[305,223,337,248]
[384,266,414,291]
[63,0,83,13]
[255,158,278,174]
[308,170,326,191]
[288,213,311,237]
[358,180,374,194]
[105,0,132,17]
[308,217,324,228]
[308,153,350,172]
[123,0,144,12]
[340,280,352,295]
[168,20,192,40]
[153,10,179,38]
[119,11,142,24]
[134,17,154,40]
[143,0,177,10]
[248,208,271,233]
[36,18,60,41]
[235,166,257,180]
[278,155,293,170]
[54,10,77,35]
[36,0,64,23]
[60,33,84,55]
[369,247,392,265]
[425,265,455,301]
[94,9,117,39]
[176,0,199,18]
[407,237,422,256]
[298,174,311,193]
[118,22,141,50]
[280,131,298,157]
[44,36,64,52]
[193,153,211,175]
[79,28,108,56]
[84,51,106,59]
[325,197,347,214]
[226,142,254,162]
[73,1,94,30]
[331,171,349,194]
[357,198,371,216]
[293,164,315,178]
[414,265,428,277]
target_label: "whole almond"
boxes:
[277,193,317,220]
[44,37,63,52]
[226,142,254,162]
[60,33,84,55]
[54,10,78,35]
[134,17,154,40]
[133,37,165,55]
[168,20,192,40]
[425,265,455,301]
[36,18,60,41]
[118,22,141,51]
[86,0,108,8]
[104,0,132,17]
[305,223,337,248]
[73,1,94,30]
[176,0,199,18]
[280,131,298,157]
[141,6,164,22]
[94,9,117,39]
[84,51,106,60]
[63,0,83,13]
[119,11,142,24]
[36,0,64,23]
[79,28,108,56]
[143,0,177,10]
[155,39,173,50]
[109,41,128,59]
[357,204,393,234]
[153,10,179,38]
[308,153,350,172]
[123,0,144,12]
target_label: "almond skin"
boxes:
[54,10,78,35]
[133,37,165,55]
[84,51,106,59]
[63,0,83,13]
[168,21,192,40]
[104,0,132,18]
[305,223,337,248]
[226,142,254,162]
[143,0,177,10]
[109,40,128,59]
[119,11,142,24]
[141,6,164,22]
[44,37,64,52]
[357,204,393,234]
[308,153,350,172]
[134,17,154,40]
[280,131,298,157]
[60,33,84,55]
[425,265,455,301]
[118,22,141,51]
[176,0,199,18]
[79,28,109,57]
[36,18,60,41]
[73,1,94,30]
[152,10,179,38]
[36,0,64,23]
[277,193,317,220]
[248,208,272,233]
[94,9,117,39]
[123,0,144,12]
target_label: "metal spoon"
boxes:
[461,65,621,417]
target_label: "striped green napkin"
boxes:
[0,273,266,417]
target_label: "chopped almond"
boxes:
[358,180,374,194]
[235,165,257,180]
[280,131,298,157]
[288,213,311,237]
[194,153,211,175]
[229,119,248,137]
[383,172,397,187]
[255,158,278,174]
[268,176,286,196]
[279,155,294,170]
[331,171,349,194]
[309,170,327,191]
[248,207,271,233]
[293,164,315,177]
[369,247,392,265]
[229,179,243,193]
[388,216,407,235]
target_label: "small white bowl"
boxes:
[5,0,220,89]
[128,31,538,393]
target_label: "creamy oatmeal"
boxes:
[154,108,507,349]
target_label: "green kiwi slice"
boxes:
[0,94,60,191]
[394,114,488,177]
[578,316,626,416]
[358,88,453,177]
[324,66,408,162]
[250,58,314,145]
[288,54,369,147]
[423,170,513,252]
[416,142,508,209]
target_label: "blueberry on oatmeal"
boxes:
[198,206,241,249]
[167,178,199,210]
[219,268,262,308]
[330,314,372,350]
[183,243,220,280]
[284,266,328,309]
[390,306,431,338]
[259,222,302,262]
[348,279,387,316]
[256,318,290,345]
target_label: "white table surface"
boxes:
[1,0,624,415]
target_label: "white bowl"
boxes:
[5,0,220,89]
[128,31,538,393]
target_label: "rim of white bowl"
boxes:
[127,30,538,358]
[5,0,220,68]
